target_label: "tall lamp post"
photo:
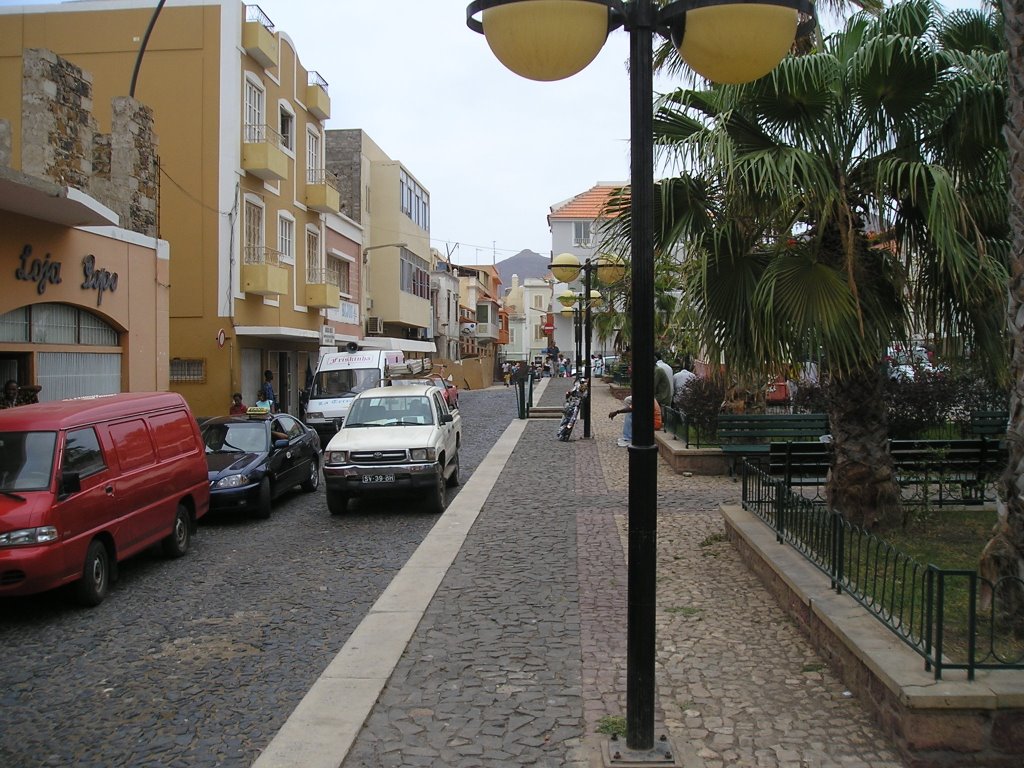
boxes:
[468,0,807,760]
[553,253,624,439]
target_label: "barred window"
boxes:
[169,358,206,383]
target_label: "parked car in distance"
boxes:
[0,392,210,606]
[389,374,459,409]
[322,384,461,515]
[886,345,935,380]
[202,409,321,520]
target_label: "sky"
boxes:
[3,0,988,265]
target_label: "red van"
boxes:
[0,392,210,606]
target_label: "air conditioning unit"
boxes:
[366,316,384,335]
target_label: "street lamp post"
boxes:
[468,0,807,758]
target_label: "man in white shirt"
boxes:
[655,352,673,383]
[673,365,697,407]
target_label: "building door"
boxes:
[276,351,292,414]
[241,348,261,406]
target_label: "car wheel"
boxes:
[161,504,191,558]
[427,468,446,513]
[445,450,460,488]
[74,539,110,607]
[252,477,272,519]
[327,489,348,515]
[301,457,320,492]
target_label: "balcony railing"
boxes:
[244,245,281,267]
[308,70,328,91]
[306,265,339,287]
[245,5,274,30]
[307,168,338,189]
[244,123,284,147]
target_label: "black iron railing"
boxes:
[741,458,1024,678]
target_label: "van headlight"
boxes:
[409,448,436,461]
[0,526,58,547]
[325,450,348,464]
[212,474,250,489]
[306,411,323,420]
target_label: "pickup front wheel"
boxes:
[327,489,348,515]
[446,451,460,488]
[427,469,446,514]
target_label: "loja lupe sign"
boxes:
[14,244,119,306]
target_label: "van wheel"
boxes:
[253,477,272,519]
[162,504,191,558]
[75,540,110,607]
[445,451,460,488]
[301,457,320,492]
[427,470,446,514]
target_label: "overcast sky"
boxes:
[4,0,987,265]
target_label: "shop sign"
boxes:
[14,245,119,307]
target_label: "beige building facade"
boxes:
[0,1,342,417]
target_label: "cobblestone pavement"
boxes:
[344,378,906,767]
[0,386,517,768]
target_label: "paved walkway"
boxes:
[257,378,906,768]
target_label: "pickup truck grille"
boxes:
[350,449,407,464]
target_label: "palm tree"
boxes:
[986,0,1024,615]
[606,0,1009,528]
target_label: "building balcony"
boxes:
[242,246,288,296]
[306,71,331,121]
[242,124,288,181]
[305,169,340,213]
[242,5,278,69]
[304,266,340,308]
[474,321,499,341]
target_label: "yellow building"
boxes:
[0,1,341,417]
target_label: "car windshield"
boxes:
[310,367,381,398]
[0,431,57,492]
[202,422,268,454]
[345,396,434,427]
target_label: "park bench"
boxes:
[767,440,832,486]
[968,410,1008,439]
[889,438,1006,505]
[718,413,829,475]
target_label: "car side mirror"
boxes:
[440,413,453,424]
[273,438,289,449]
[59,471,82,498]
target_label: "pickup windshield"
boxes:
[310,367,381,399]
[0,431,57,491]
[345,396,434,427]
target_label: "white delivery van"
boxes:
[304,346,404,441]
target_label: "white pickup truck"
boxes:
[321,383,462,515]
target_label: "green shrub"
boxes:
[677,377,726,439]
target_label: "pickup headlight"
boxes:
[0,526,58,547]
[305,411,323,420]
[325,450,348,464]
[212,474,250,489]
[409,447,437,462]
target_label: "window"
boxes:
[278,215,294,263]
[329,255,350,295]
[476,305,490,324]
[244,199,264,263]
[533,295,543,309]
[399,248,430,299]
[573,221,592,247]
[169,358,206,383]
[0,305,117,345]
[306,227,321,271]
[63,428,106,477]
[279,105,294,151]
[244,77,265,142]
[306,129,321,174]
[399,169,429,230]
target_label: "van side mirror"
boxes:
[60,471,82,498]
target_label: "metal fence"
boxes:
[740,459,1024,679]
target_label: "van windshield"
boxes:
[310,368,382,399]
[0,432,57,492]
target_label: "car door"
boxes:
[54,426,118,580]
[431,392,456,460]
[270,415,304,490]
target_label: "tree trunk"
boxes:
[825,367,901,530]
[984,0,1024,618]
